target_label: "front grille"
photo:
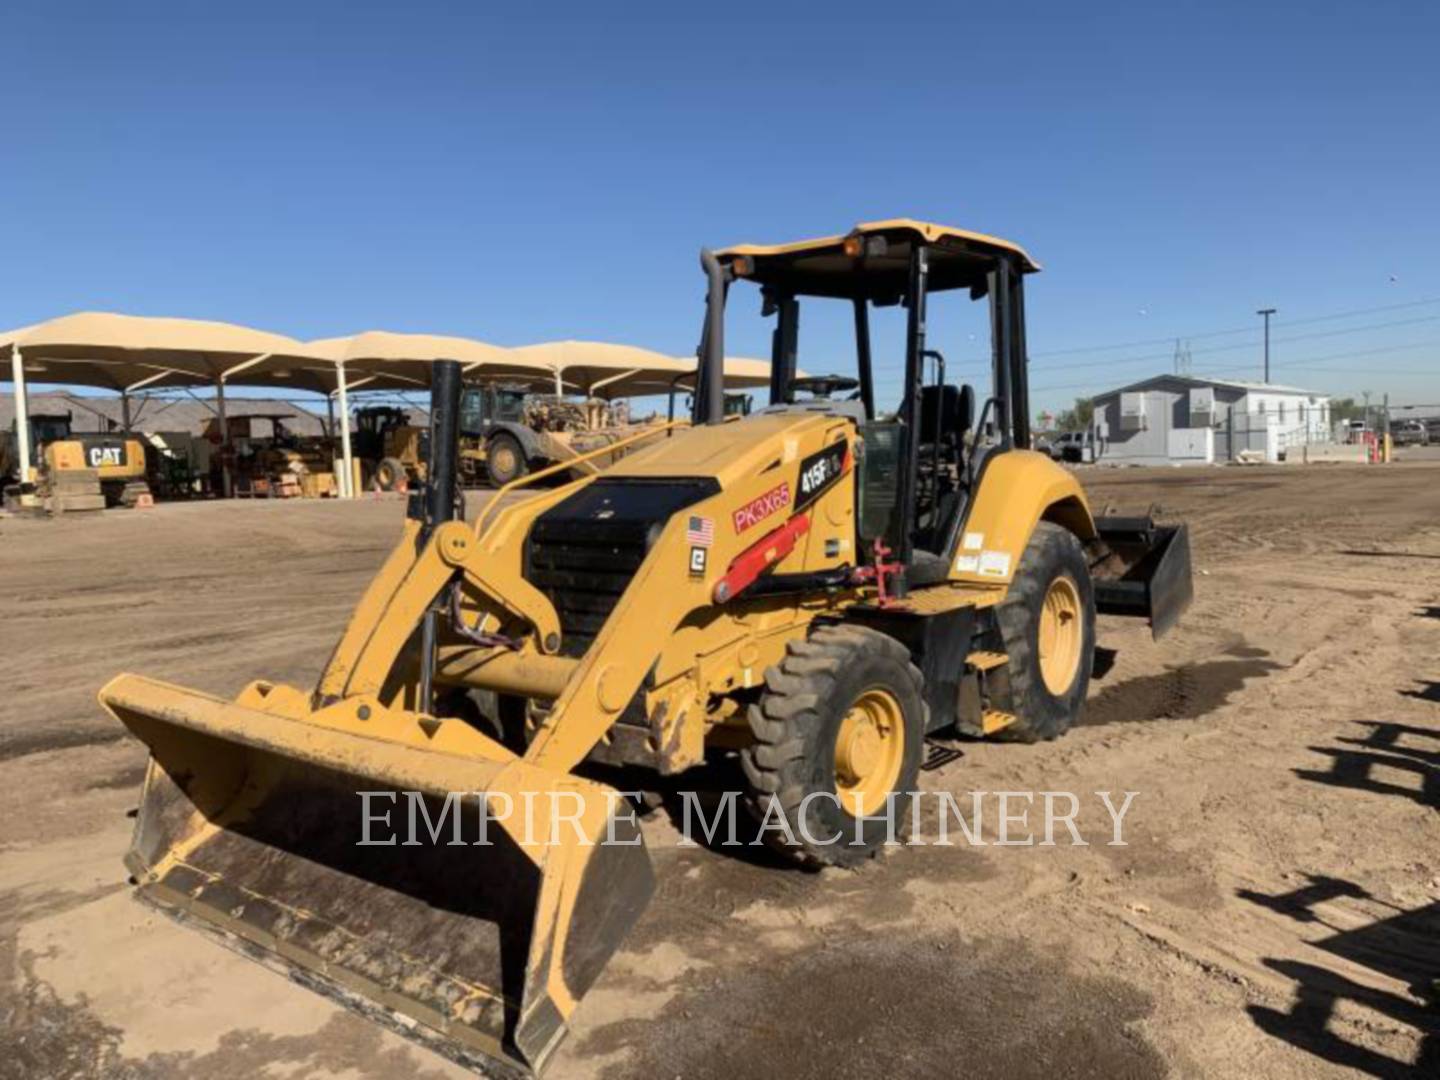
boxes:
[525,479,718,658]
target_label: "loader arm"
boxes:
[318,519,563,702]
[523,511,706,774]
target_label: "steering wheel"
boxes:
[792,374,861,400]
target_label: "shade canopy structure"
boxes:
[0,314,460,400]
[504,341,777,399]
[0,311,334,392]
[0,312,353,496]
[305,331,551,390]
[712,356,773,390]
[2,313,781,501]
[302,331,565,497]
[504,340,695,398]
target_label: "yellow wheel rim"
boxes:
[492,445,516,476]
[834,687,906,818]
[1038,575,1083,695]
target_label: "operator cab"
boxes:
[26,412,75,453]
[460,384,529,435]
[698,220,1038,592]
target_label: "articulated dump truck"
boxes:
[100,220,1193,1074]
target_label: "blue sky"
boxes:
[3,1,1438,417]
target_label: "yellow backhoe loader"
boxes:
[100,220,1193,1074]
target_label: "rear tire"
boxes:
[374,457,408,491]
[992,522,1095,742]
[741,624,925,869]
[486,433,528,486]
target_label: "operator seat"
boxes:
[908,383,976,586]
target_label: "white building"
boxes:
[1089,375,1331,466]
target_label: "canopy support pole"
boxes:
[553,367,564,396]
[325,392,336,441]
[336,362,354,499]
[121,391,132,433]
[215,377,232,498]
[11,345,32,490]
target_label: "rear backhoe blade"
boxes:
[99,674,653,1075]
[1092,517,1195,638]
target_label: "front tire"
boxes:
[374,457,408,491]
[486,433,528,486]
[992,522,1095,742]
[741,624,925,868]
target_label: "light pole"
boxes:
[1256,308,1276,383]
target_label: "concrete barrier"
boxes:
[1296,443,1369,464]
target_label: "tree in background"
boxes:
[1328,397,1364,423]
[1052,397,1095,432]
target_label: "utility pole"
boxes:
[1256,308,1276,383]
[1172,339,1193,376]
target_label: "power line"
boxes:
[951,310,1440,378]
[1028,337,1440,396]
[1031,322,1253,359]
[1025,312,1440,373]
[1028,294,1440,360]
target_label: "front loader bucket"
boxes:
[1092,516,1194,638]
[98,674,653,1075]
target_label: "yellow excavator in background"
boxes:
[2,410,149,511]
[100,220,1192,1074]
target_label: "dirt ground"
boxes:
[2,462,1437,1079]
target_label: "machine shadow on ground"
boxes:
[1241,874,1439,1078]
[1244,671,1440,1078]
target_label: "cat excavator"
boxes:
[2,410,149,510]
[100,220,1192,1074]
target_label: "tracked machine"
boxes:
[101,220,1192,1074]
[2,410,149,511]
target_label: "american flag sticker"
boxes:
[685,515,714,547]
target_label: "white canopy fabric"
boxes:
[0,311,325,392]
[657,355,776,393]
[504,341,777,398]
[0,313,350,495]
[505,340,693,398]
[301,331,562,495]
[305,330,549,388]
[1,313,782,500]
[0,312,445,398]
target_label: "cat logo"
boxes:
[88,446,125,468]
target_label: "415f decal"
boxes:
[794,441,848,511]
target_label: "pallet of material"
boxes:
[300,472,337,499]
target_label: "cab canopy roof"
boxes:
[716,218,1039,301]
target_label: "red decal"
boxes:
[731,482,791,533]
[714,513,811,603]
